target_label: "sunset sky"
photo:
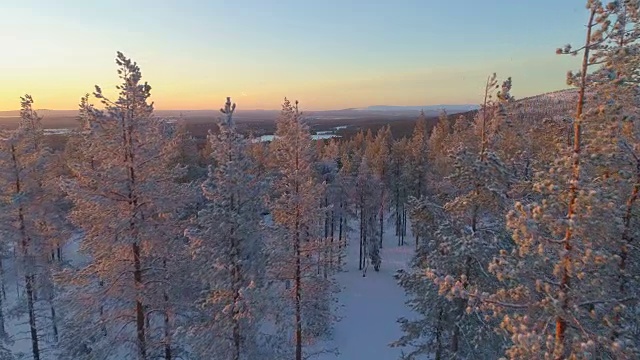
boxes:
[0,0,588,111]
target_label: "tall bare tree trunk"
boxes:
[401,207,407,246]
[162,259,173,360]
[359,192,365,270]
[616,0,634,303]
[122,96,148,360]
[11,144,40,360]
[293,139,304,360]
[338,201,344,268]
[0,280,4,337]
[164,305,172,360]
[323,196,329,279]
[25,274,39,360]
[99,279,107,335]
[555,9,595,359]
[133,243,147,360]
[50,297,59,343]
[435,306,444,360]
[330,210,335,272]
[0,258,5,301]
[619,165,639,294]
[0,257,4,336]
[395,180,401,244]
[379,190,384,249]
[294,213,303,360]
[228,190,242,360]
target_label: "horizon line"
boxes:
[0,103,483,113]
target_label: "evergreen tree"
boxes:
[267,99,336,360]
[355,157,382,274]
[389,138,410,245]
[58,52,188,360]
[407,111,429,248]
[334,147,357,267]
[184,97,272,360]
[0,95,66,360]
[428,3,640,358]
[397,74,515,359]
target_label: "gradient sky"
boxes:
[0,0,590,111]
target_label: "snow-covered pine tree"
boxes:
[346,130,366,182]
[432,3,640,358]
[407,111,429,249]
[596,1,640,346]
[394,111,454,357]
[408,111,429,195]
[312,141,331,278]
[355,157,382,275]
[367,126,391,249]
[389,137,410,245]
[184,97,273,360]
[267,98,337,360]
[313,139,342,275]
[428,110,454,189]
[58,52,188,360]
[62,94,93,172]
[246,139,271,186]
[145,120,197,360]
[396,74,515,359]
[393,199,462,360]
[0,127,7,341]
[334,147,357,267]
[171,116,207,183]
[0,95,65,360]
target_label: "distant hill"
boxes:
[0,104,480,119]
[0,109,78,117]
[0,91,580,131]
[354,104,480,113]
[516,88,578,103]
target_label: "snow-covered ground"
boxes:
[43,129,72,135]
[318,221,416,360]
[254,133,341,142]
[2,232,84,359]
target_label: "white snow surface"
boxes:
[2,231,84,358]
[318,221,417,360]
[254,134,341,143]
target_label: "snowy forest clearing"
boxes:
[318,221,416,360]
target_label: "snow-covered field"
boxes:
[255,133,341,142]
[318,222,416,360]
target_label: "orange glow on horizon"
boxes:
[0,53,580,112]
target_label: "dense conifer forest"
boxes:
[1,1,640,359]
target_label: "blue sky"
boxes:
[0,0,589,110]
